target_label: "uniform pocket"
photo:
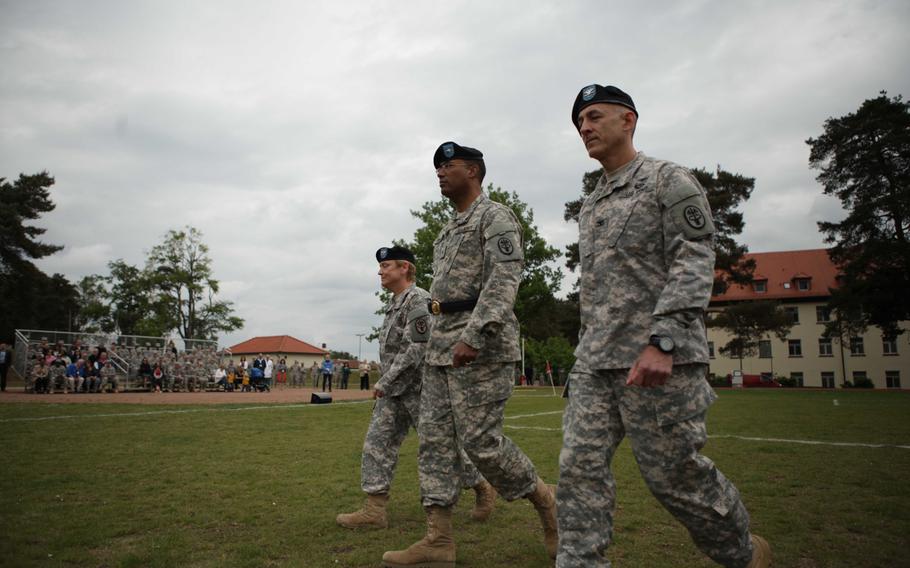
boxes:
[607,199,638,248]
[458,365,513,407]
[653,372,717,428]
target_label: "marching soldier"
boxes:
[338,246,496,532]
[556,84,770,568]
[382,143,557,567]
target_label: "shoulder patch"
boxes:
[668,194,715,240]
[483,208,523,262]
[407,305,430,343]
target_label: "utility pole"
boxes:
[356,333,366,361]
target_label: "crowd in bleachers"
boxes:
[20,335,376,394]
[23,336,223,394]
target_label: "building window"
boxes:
[816,306,831,322]
[852,371,867,384]
[790,372,804,387]
[821,372,835,388]
[753,280,767,293]
[708,341,715,359]
[886,371,901,389]
[758,340,772,359]
[883,336,898,356]
[784,306,800,324]
[818,337,833,357]
[788,339,802,357]
[850,336,865,356]
[796,278,811,291]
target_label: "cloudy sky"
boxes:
[2,0,908,360]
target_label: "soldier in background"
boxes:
[556,84,769,568]
[338,246,496,533]
[100,359,118,393]
[382,143,557,567]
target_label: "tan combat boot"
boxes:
[381,505,456,568]
[527,477,558,559]
[336,493,389,529]
[470,479,497,522]
[746,534,771,568]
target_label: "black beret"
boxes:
[433,141,484,169]
[376,246,416,265]
[571,84,638,129]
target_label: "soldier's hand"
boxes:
[452,342,478,368]
[626,346,673,387]
[373,387,384,399]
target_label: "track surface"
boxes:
[0,386,374,405]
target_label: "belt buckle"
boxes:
[431,300,441,316]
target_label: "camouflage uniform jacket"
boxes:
[426,193,523,366]
[375,284,432,398]
[576,152,716,370]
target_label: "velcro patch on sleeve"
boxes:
[407,305,430,343]
[669,194,715,240]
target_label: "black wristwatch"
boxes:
[649,335,675,354]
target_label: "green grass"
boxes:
[1,389,909,567]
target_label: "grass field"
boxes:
[2,389,909,567]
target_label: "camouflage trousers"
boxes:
[419,363,537,507]
[361,387,482,495]
[557,362,753,568]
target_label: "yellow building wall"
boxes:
[707,301,910,388]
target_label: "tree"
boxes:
[0,172,78,340]
[146,227,243,340]
[709,300,794,370]
[524,335,575,385]
[807,91,910,338]
[74,275,113,333]
[391,184,563,342]
[0,172,62,272]
[563,166,756,291]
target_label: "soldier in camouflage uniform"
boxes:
[382,143,557,568]
[556,84,770,568]
[99,359,119,393]
[338,246,496,531]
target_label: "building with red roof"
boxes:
[707,249,908,389]
[226,335,329,373]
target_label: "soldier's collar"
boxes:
[598,152,646,197]
[454,193,486,225]
[388,283,416,310]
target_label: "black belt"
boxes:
[428,298,478,315]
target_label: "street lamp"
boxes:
[356,333,366,361]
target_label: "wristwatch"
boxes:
[649,335,675,354]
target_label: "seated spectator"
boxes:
[100,360,119,393]
[214,365,228,391]
[84,359,101,393]
[152,363,164,393]
[239,367,251,392]
[138,357,153,390]
[49,358,67,393]
[66,359,83,393]
[30,359,51,393]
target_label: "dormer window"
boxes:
[752,279,767,293]
[791,273,811,291]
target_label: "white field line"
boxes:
[501,424,910,450]
[6,404,909,450]
[709,434,910,450]
[505,410,563,420]
[0,399,372,423]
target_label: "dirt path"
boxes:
[0,387,374,405]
